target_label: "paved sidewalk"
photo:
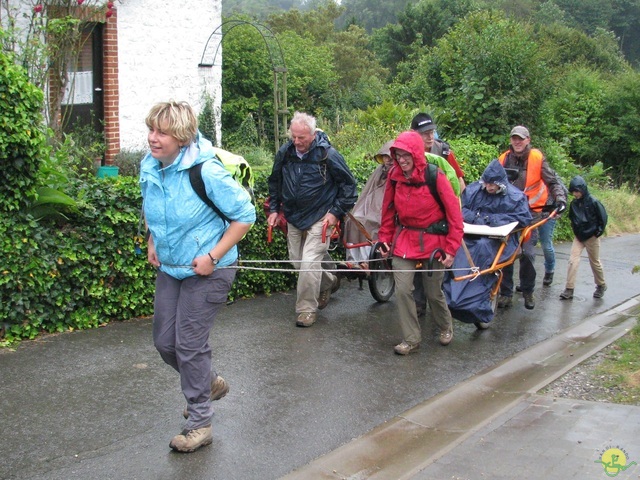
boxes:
[284,297,640,479]
[416,396,640,480]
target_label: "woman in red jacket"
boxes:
[378,131,464,355]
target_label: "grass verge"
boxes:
[594,320,640,404]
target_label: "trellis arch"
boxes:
[199,20,288,151]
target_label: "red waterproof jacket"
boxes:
[378,131,463,260]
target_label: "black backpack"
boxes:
[390,163,449,235]
[137,159,252,251]
[391,162,444,212]
[189,160,254,225]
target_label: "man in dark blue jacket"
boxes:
[268,112,357,327]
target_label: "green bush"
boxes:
[114,148,146,178]
[447,135,500,183]
[539,67,607,167]
[0,172,296,345]
[396,10,551,144]
[229,170,296,301]
[0,49,48,212]
[599,72,640,187]
[0,176,154,343]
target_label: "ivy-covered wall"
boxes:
[0,174,295,344]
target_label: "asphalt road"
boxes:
[1,234,639,479]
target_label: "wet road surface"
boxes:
[1,234,639,479]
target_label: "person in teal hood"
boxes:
[140,101,255,453]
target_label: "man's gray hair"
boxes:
[289,111,316,136]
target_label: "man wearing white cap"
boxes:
[497,125,567,310]
[410,112,465,193]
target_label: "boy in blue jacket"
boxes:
[560,176,608,300]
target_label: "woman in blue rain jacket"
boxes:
[140,101,255,453]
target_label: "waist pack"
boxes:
[402,219,449,236]
[425,219,449,235]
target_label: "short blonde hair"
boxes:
[145,101,198,145]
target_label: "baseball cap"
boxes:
[510,126,530,139]
[410,113,437,132]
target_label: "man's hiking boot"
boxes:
[296,312,317,327]
[560,288,574,300]
[497,295,513,308]
[439,326,453,346]
[523,292,535,310]
[543,272,554,286]
[318,276,339,310]
[594,284,607,298]
[394,341,420,355]
[169,425,212,453]
[183,375,230,419]
[331,274,341,293]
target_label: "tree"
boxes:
[268,5,387,113]
[535,23,630,73]
[267,1,344,42]
[540,67,608,165]
[329,25,388,108]
[609,0,640,66]
[220,14,340,148]
[534,0,567,25]
[278,30,339,115]
[394,10,551,144]
[220,18,274,145]
[222,0,306,18]
[370,0,478,74]
[554,0,612,34]
[337,0,411,31]
[600,72,640,185]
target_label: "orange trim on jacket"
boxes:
[499,148,549,211]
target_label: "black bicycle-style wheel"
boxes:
[368,242,395,303]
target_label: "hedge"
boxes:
[0,173,295,344]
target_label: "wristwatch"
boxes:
[207,253,219,266]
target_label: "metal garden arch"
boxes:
[198,20,288,151]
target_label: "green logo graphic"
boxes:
[595,447,638,477]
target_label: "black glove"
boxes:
[556,201,566,213]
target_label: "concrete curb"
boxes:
[282,297,640,480]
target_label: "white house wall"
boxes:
[117,0,222,151]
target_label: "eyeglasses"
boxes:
[395,152,413,161]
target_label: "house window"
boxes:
[62,31,93,105]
